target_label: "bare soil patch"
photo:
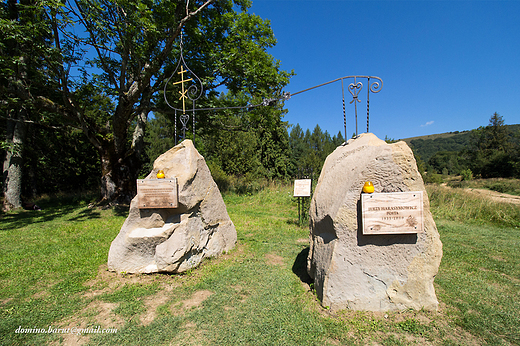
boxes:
[140,290,171,326]
[171,290,214,316]
[51,300,123,346]
[265,253,284,266]
[83,264,181,299]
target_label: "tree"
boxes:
[2,0,291,205]
[486,112,510,152]
[287,123,343,179]
[1,0,56,210]
[467,113,514,178]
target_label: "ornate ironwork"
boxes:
[164,33,203,143]
[289,75,382,140]
[164,38,382,144]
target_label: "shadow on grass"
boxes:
[286,218,310,229]
[0,195,129,230]
[292,246,313,285]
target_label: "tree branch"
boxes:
[71,0,120,91]
[125,0,217,104]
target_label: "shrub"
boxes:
[422,172,443,184]
[460,169,473,181]
[207,161,231,193]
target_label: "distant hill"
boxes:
[401,124,520,162]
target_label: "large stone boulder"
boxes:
[108,140,236,274]
[307,133,442,311]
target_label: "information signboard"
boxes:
[137,178,178,209]
[361,191,423,235]
[293,179,312,197]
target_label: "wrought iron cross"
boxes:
[164,32,203,143]
[171,65,193,114]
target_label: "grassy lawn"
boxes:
[1,184,519,345]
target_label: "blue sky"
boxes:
[246,0,520,140]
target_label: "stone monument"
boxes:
[108,140,236,274]
[307,133,442,311]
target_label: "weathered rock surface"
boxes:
[108,140,236,274]
[307,133,442,311]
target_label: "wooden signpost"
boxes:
[361,191,423,235]
[137,178,178,209]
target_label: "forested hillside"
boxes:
[402,124,520,163]
[402,118,520,180]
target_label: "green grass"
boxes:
[427,184,520,227]
[435,220,520,345]
[1,183,519,345]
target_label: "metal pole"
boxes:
[341,79,346,142]
[298,197,301,225]
[367,77,370,133]
[354,82,358,136]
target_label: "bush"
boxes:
[207,161,231,193]
[422,172,443,184]
[485,182,509,194]
[229,174,269,195]
[460,169,473,181]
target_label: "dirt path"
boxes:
[465,188,520,205]
[440,183,520,205]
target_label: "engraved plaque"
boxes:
[294,179,312,197]
[361,191,423,235]
[137,178,178,209]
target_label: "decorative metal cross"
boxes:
[171,65,193,114]
[164,42,203,142]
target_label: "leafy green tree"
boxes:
[427,151,466,175]
[2,0,291,205]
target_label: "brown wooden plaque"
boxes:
[293,179,312,197]
[137,178,178,209]
[361,191,423,235]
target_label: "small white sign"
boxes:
[293,179,312,197]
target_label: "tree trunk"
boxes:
[3,109,27,211]
[97,92,150,206]
[98,126,145,206]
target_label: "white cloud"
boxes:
[421,121,434,127]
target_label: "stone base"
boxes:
[108,140,236,274]
[307,133,442,311]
